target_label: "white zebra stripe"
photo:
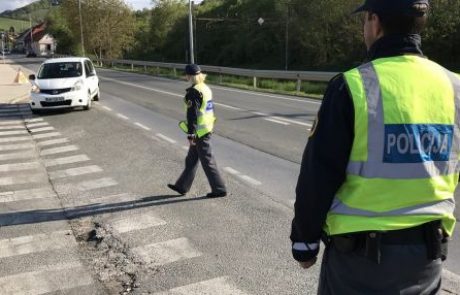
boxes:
[0,263,93,295]
[153,277,249,295]
[44,155,90,167]
[49,165,103,180]
[133,237,202,266]
[40,145,79,156]
[0,230,76,258]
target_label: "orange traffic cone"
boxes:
[14,68,28,84]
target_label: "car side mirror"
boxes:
[29,74,36,81]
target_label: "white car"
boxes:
[29,57,100,112]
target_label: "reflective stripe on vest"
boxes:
[326,56,459,236]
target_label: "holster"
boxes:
[423,220,449,261]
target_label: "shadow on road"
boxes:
[0,194,209,227]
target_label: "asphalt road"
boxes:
[0,59,457,294]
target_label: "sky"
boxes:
[0,0,154,13]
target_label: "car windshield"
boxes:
[37,62,83,79]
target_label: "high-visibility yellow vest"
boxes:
[179,83,216,138]
[325,55,459,237]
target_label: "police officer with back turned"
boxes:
[168,64,227,198]
[291,0,459,294]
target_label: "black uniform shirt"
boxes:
[290,34,424,261]
[185,85,203,135]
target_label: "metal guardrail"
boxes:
[96,58,338,92]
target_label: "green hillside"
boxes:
[0,0,51,21]
[0,17,30,33]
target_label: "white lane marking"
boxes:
[223,166,262,186]
[0,173,47,186]
[0,263,93,295]
[40,145,79,156]
[156,133,176,144]
[214,84,322,104]
[32,131,62,139]
[135,122,151,131]
[101,76,182,97]
[0,151,34,161]
[101,76,317,126]
[0,188,55,203]
[29,126,55,133]
[214,102,243,111]
[0,130,28,136]
[76,177,118,191]
[264,118,290,126]
[37,138,70,147]
[49,165,103,180]
[0,230,76,258]
[44,155,91,167]
[0,120,22,126]
[117,113,130,120]
[0,125,24,130]
[102,106,113,111]
[0,143,34,152]
[239,175,262,186]
[101,74,321,105]
[224,167,240,175]
[153,276,249,295]
[133,237,202,266]
[26,122,49,128]
[0,162,40,173]
[25,118,44,123]
[110,213,167,233]
[0,136,30,143]
[252,111,312,127]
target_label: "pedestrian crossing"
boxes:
[0,105,250,295]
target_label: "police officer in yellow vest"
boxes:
[290,0,459,293]
[168,64,227,198]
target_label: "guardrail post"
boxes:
[144,65,147,72]
[219,74,223,84]
[253,76,257,89]
[131,63,134,71]
[111,61,114,68]
[296,78,301,94]
[173,68,177,77]
[156,66,160,75]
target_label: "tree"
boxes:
[57,0,136,59]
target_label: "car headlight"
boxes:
[31,84,40,93]
[71,81,83,91]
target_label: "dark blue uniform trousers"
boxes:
[175,134,226,194]
[318,243,442,295]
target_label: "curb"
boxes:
[442,269,460,294]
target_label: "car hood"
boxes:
[35,77,83,90]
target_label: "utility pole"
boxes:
[188,0,195,64]
[284,4,290,71]
[29,14,33,54]
[78,0,85,56]
[1,33,5,64]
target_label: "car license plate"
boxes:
[45,97,64,102]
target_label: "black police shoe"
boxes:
[205,191,227,198]
[167,184,186,196]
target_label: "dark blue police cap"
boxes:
[354,0,429,15]
[185,64,201,75]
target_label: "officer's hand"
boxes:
[299,257,317,269]
[188,138,196,146]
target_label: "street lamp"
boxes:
[188,0,195,64]
[78,0,85,56]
